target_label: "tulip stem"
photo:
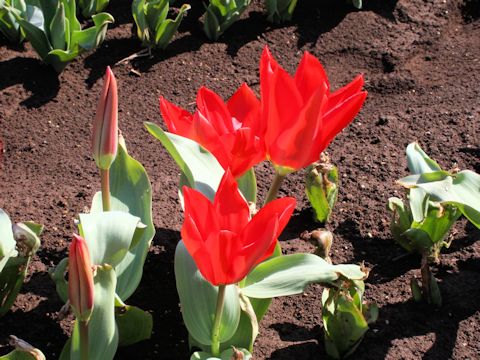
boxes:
[79,320,89,360]
[211,285,226,357]
[264,172,286,206]
[100,169,111,211]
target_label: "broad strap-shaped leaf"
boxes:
[154,3,190,49]
[91,139,155,301]
[175,241,240,346]
[0,257,27,318]
[116,304,153,347]
[242,253,366,298]
[63,265,118,360]
[236,167,257,204]
[78,211,141,268]
[0,209,16,272]
[398,170,480,228]
[406,142,442,175]
[145,122,224,202]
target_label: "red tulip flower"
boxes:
[181,169,296,286]
[160,84,265,178]
[68,234,95,323]
[92,66,118,171]
[260,46,367,172]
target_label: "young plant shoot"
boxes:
[304,229,377,359]
[0,0,27,43]
[388,143,480,306]
[203,0,251,41]
[0,210,42,318]
[264,0,298,23]
[132,0,190,51]
[305,153,339,223]
[14,0,113,72]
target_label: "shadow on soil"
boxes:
[0,57,59,108]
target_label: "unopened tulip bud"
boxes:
[68,234,94,322]
[92,66,118,170]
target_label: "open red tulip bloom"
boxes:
[92,66,118,171]
[260,46,367,172]
[68,234,95,323]
[160,84,265,178]
[181,170,296,286]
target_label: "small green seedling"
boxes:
[388,142,480,306]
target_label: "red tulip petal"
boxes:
[294,52,329,103]
[264,67,303,149]
[320,91,367,149]
[267,77,328,169]
[159,96,194,137]
[207,230,245,285]
[213,169,250,233]
[182,225,218,285]
[250,197,296,263]
[328,74,365,110]
[227,83,261,131]
[260,46,281,136]
[192,111,230,169]
[182,186,219,245]
[226,128,266,178]
[240,213,279,273]
[197,87,234,135]
[69,234,94,322]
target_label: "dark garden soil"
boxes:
[1,0,480,358]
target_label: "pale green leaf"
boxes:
[91,139,154,301]
[78,211,140,267]
[175,241,240,346]
[145,123,224,201]
[116,305,153,347]
[242,253,366,299]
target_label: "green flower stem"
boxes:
[79,320,89,360]
[211,285,226,357]
[100,169,111,211]
[263,172,287,206]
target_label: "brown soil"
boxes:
[1,0,479,359]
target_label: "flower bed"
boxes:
[0,0,479,359]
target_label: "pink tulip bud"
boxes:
[68,234,94,322]
[92,66,118,170]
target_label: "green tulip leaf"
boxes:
[0,209,16,272]
[145,123,224,202]
[91,138,155,302]
[203,0,251,41]
[175,241,241,346]
[406,142,442,175]
[242,253,366,299]
[0,257,27,318]
[398,170,480,228]
[116,305,153,347]
[50,257,69,303]
[305,163,338,224]
[78,211,140,268]
[322,288,369,359]
[265,0,298,23]
[236,167,257,204]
